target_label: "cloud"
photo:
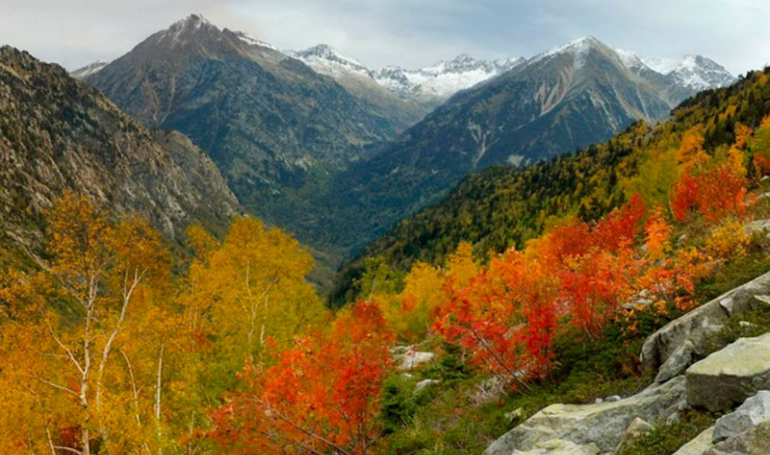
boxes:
[0,0,766,75]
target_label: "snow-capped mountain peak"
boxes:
[169,13,215,32]
[152,13,219,45]
[614,49,735,90]
[293,44,369,72]
[290,44,523,105]
[529,35,609,68]
[373,54,523,102]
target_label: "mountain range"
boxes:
[67,15,735,284]
[309,35,736,253]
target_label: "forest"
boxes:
[4,67,770,455]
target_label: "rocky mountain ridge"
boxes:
[0,45,240,259]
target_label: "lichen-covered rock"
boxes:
[656,340,696,384]
[414,379,440,392]
[705,421,770,455]
[641,272,770,374]
[482,377,685,455]
[511,439,599,455]
[712,391,770,443]
[686,334,770,412]
[672,426,714,455]
[624,417,654,439]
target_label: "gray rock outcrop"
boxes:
[705,422,770,455]
[641,271,770,379]
[482,376,685,455]
[686,334,770,412]
[712,391,770,442]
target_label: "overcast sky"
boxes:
[1,0,767,75]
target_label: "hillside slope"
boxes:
[331,67,770,304]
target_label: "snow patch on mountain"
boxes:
[290,44,372,79]
[71,61,109,79]
[235,31,279,51]
[616,50,736,90]
[530,36,602,69]
[154,14,218,45]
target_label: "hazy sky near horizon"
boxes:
[1,0,767,75]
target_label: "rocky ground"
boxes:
[481,268,770,455]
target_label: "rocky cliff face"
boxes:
[0,46,240,255]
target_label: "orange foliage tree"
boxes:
[210,301,394,455]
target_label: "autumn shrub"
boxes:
[210,301,394,455]
[703,217,751,260]
[671,164,748,223]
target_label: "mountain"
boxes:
[314,36,735,255]
[291,45,523,112]
[289,44,429,128]
[615,49,736,102]
[373,54,525,107]
[0,45,239,263]
[83,14,413,244]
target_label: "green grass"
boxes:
[616,410,716,455]
[702,303,770,357]
[694,246,770,305]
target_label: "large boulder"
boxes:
[641,271,770,378]
[686,334,770,412]
[712,391,770,443]
[482,377,685,455]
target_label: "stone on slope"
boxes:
[641,271,770,377]
[482,376,685,455]
[672,426,714,455]
[656,340,696,383]
[712,391,770,443]
[705,421,770,455]
[686,334,770,412]
[393,346,435,370]
[615,417,654,452]
[511,439,599,455]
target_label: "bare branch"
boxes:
[37,377,79,398]
[42,313,84,375]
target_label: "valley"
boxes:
[73,16,735,285]
[2,7,769,455]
